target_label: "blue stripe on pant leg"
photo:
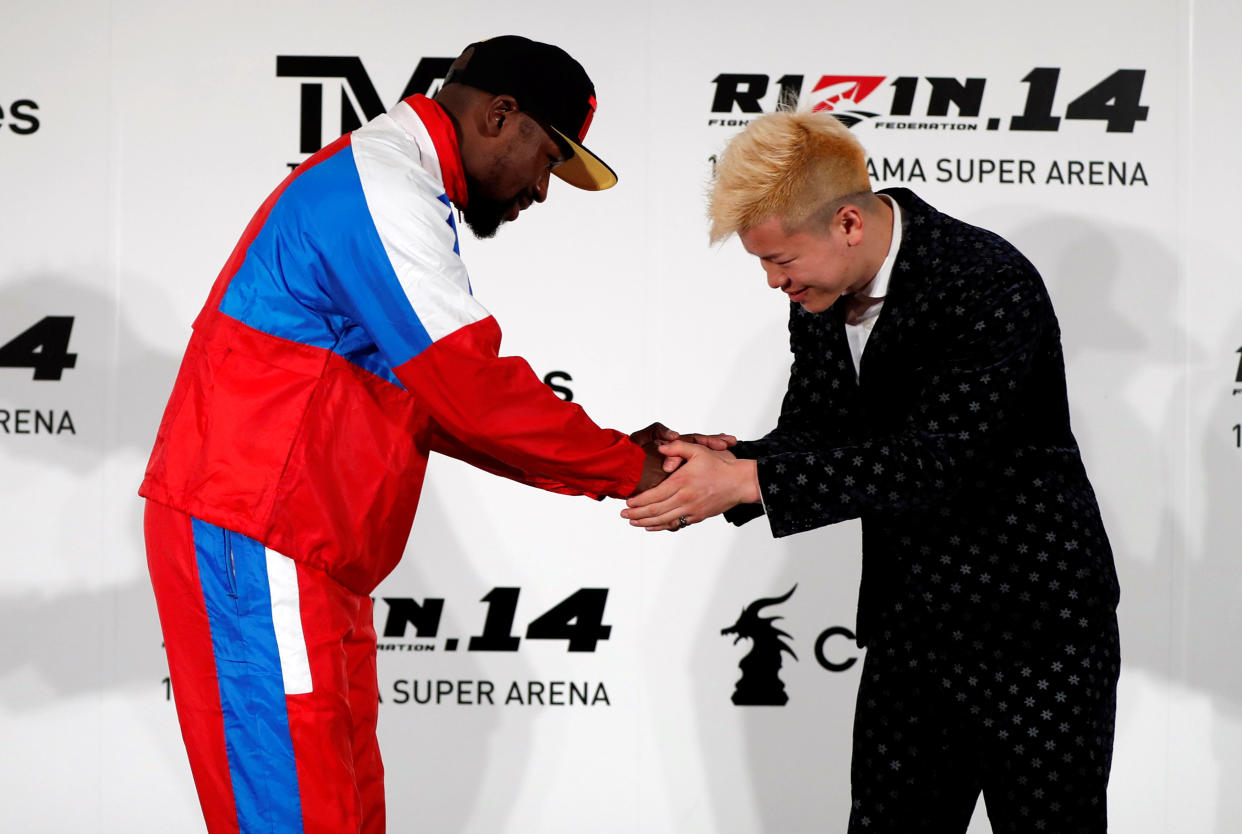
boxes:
[192,518,305,834]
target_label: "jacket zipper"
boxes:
[223,530,239,599]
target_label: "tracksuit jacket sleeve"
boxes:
[315,117,644,499]
[428,422,610,499]
[397,322,642,500]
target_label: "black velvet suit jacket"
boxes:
[725,188,1120,654]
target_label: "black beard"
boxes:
[462,175,514,239]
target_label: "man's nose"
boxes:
[534,169,551,203]
[763,263,786,289]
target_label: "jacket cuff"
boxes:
[723,502,765,526]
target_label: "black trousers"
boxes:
[846,620,1120,833]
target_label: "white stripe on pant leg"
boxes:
[265,548,313,695]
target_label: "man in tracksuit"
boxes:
[141,36,664,834]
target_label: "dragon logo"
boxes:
[721,585,798,706]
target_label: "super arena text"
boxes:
[382,678,611,707]
[865,156,1148,186]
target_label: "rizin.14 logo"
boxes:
[0,316,77,437]
[708,68,1148,134]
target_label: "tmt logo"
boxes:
[709,69,1149,134]
[277,55,453,161]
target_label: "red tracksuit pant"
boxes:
[145,500,385,834]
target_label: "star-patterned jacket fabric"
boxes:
[724,188,1120,656]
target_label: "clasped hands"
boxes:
[623,423,760,532]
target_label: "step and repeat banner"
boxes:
[3,1,1240,832]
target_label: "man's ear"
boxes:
[483,95,519,137]
[839,205,865,246]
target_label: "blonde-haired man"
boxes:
[624,110,1120,833]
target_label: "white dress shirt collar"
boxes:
[857,194,902,301]
[844,195,903,377]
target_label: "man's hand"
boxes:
[628,422,737,473]
[629,422,680,448]
[652,429,738,472]
[632,440,671,495]
[621,439,760,531]
[676,432,738,450]
[628,422,677,495]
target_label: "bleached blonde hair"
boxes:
[708,110,873,243]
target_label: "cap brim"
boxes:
[550,127,618,191]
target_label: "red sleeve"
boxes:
[396,315,645,500]
[428,426,606,500]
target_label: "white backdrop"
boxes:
[2,1,1239,831]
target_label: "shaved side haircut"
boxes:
[709,110,875,242]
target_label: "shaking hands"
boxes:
[624,423,760,532]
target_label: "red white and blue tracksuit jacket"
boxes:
[140,94,644,595]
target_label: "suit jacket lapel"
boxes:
[856,189,931,388]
